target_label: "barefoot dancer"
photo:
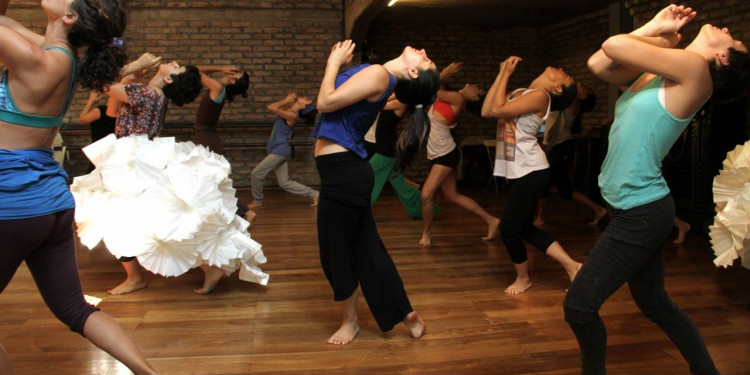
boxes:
[419,62,500,246]
[102,54,202,294]
[192,64,253,293]
[564,5,748,373]
[482,57,582,294]
[313,41,438,344]
[0,0,158,373]
[248,92,319,209]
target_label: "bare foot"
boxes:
[327,320,359,345]
[482,218,501,241]
[533,217,545,227]
[588,207,608,226]
[311,191,320,207]
[403,311,426,339]
[673,221,691,244]
[245,209,257,227]
[505,277,532,295]
[108,278,147,295]
[419,233,432,246]
[247,202,262,210]
[567,262,583,282]
[194,266,225,294]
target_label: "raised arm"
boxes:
[197,65,239,75]
[79,91,106,124]
[0,1,44,46]
[118,53,161,81]
[482,56,547,119]
[317,40,388,113]
[267,93,300,125]
[439,62,463,81]
[588,4,696,87]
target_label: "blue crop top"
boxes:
[311,64,397,159]
[0,46,77,128]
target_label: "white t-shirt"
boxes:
[493,89,550,179]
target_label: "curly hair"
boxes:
[162,65,202,106]
[709,48,750,103]
[68,0,128,90]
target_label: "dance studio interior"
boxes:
[1,0,749,374]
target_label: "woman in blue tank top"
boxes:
[313,41,439,345]
[0,0,158,374]
[564,5,749,375]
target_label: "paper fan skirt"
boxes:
[711,141,750,269]
[71,135,268,281]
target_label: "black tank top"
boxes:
[90,105,116,142]
[374,110,402,157]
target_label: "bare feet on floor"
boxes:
[482,218,501,241]
[674,221,691,244]
[194,266,225,294]
[588,207,608,226]
[311,192,320,207]
[505,277,532,295]
[419,233,431,246]
[245,209,257,227]
[404,311,426,339]
[328,320,360,345]
[247,202,262,210]
[108,278,147,295]
[567,262,583,282]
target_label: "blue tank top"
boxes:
[0,47,77,128]
[599,75,701,210]
[311,64,397,159]
[267,117,294,157]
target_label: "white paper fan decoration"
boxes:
[710,141,750,269]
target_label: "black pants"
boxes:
[545,139,574,199]
[501,169,555,264]
[315,152,412,332]
[564,195,718,375]
[0,209,99,335]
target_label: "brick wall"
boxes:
[5,1,341,187]
[5,1,749,188]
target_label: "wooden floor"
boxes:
[1,188,749,375]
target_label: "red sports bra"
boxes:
[433,99,457,124]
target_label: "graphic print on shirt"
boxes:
[496,119,517,162]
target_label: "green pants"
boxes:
[369,153,441,219]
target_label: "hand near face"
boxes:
[134,52,162,71]
[327,40,355,68]
[500,56,522,77]
[649,4,696,35]
[285,92,298,102]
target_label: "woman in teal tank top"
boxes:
[564,5,749,375]
[0,0,158,374]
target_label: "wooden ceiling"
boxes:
[375,0,614,29]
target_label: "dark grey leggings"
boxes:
[563,195,718,375]
[0,209,99,335]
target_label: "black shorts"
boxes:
[430,146,460,169]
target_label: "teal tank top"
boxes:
[0,46,77,128]
[598,75,700,210]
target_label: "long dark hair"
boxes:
[69,0,127,90]
[394,69,440,171]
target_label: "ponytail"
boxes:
[69,0,127,89]
[394,69,440,171]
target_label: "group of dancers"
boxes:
[1,0,748,374]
